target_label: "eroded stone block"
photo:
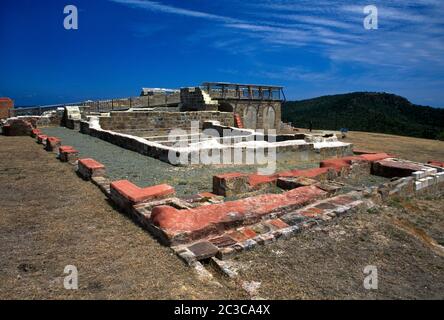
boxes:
[31,128,42,138]
[37,134,48,145]
[110,180,175,212]
[45,137,61,152]
[78,158,106,180]
[58,146,79,163]
[212,172,249,196]
[277,176,318,190]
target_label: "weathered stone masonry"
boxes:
[99,111,234,136]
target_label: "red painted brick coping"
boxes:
[36,134,48,144]
[320,153,392,171]
[213,153,392,196]
[31,129,42,138]
[428,160,444,168]
[59,146,78,154]
[151,185,327,245]
[110,180,175,204]
[78,158,106,180]
[58,146,79,162]
[78,158,105,170]
[45,137,61,151]
[372,158,433,178]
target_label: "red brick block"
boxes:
[372,159,425,178]
[31,129,42,138]
[359,153,391,162]
[279,167,332,179]
[300,207,324,217]
[330,196,355,206]
[37,134,48,145]
[0,97,13,120]
[266,218,290,230]
[227,228,257,242]
[248,174,278,188]
[45,137,61,152]
[58,145,79,163]
[320,153,391,171]
[151,185,327,245]
[213,172,249,196]
[110,180,175,211]
[78,158,106,180]
[209,235,237,248]
[59,146,75,153]
[428,160,444,168]
[320,157,358,171]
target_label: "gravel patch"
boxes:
[41,127,318,197]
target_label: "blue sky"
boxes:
[1,0,443,107]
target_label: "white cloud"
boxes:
[110,0,444,79]
[110,0,240,23]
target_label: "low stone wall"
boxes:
[78,117,354,166]
[83,93,181,111]
[99,111,234,135]
[65,119,81,130]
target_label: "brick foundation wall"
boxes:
[99,111,234,134]
[0,98,14,120]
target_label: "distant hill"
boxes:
[282,92,444,140]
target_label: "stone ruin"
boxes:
[3,81,444,280]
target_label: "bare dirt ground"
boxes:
[1,133,443,300]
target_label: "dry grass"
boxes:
[235,197,444,299]
[297,128,444,163]
[0,136,244,300]
[1,131,443,300]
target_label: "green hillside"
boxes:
[282,92,444,140]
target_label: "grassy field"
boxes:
[0,131,443,299]
[296,128,444,163]
[344,131,444,163]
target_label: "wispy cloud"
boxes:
[110,0,444,100]
[110,0,240,23]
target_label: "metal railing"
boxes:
[201,82,286,102]
[9,93,181,117]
